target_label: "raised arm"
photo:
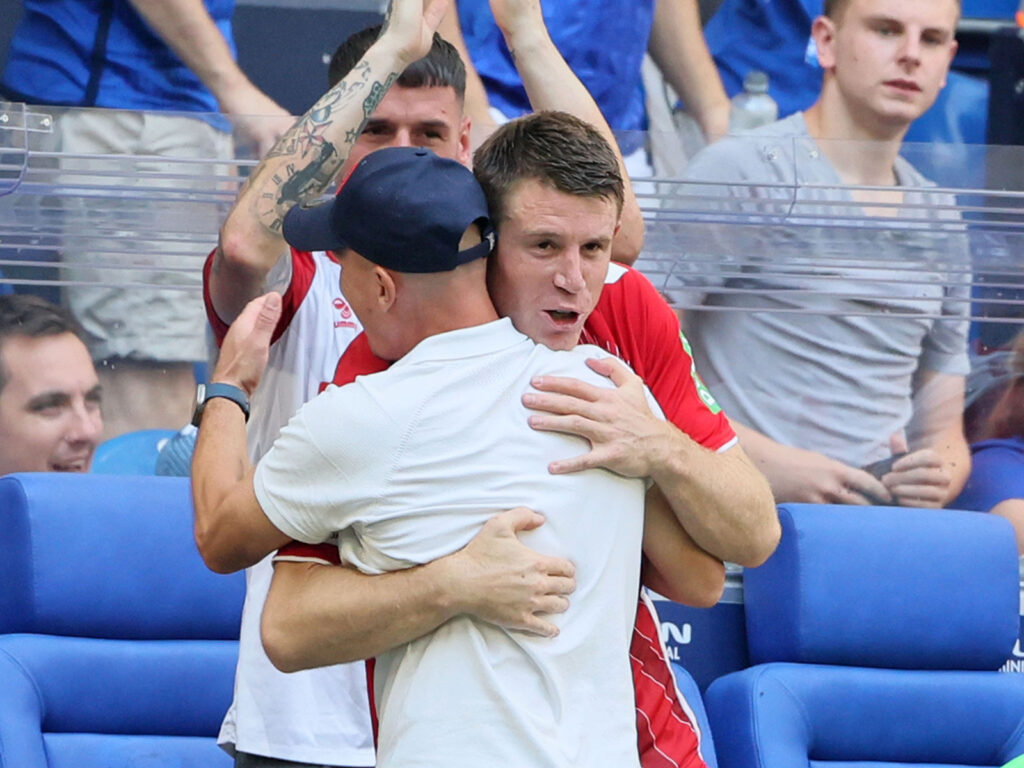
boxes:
[209,0,450,324]
[127,0,293,155]
[486,0,644,263]
[262,507,576,672]
[646,0,730,141]
[191,293,292,573]
[436,3,495,134]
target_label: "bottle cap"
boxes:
[743,70,770,94]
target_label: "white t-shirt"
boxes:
[205,247,374,765]
[256,318,652,768]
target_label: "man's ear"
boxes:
[373,266,398,311]
[457,114,473,168]
[811,15,838,71]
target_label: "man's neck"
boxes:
[394,281,500,360]
[803,88,909,188]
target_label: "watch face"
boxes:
[191,383,207,428]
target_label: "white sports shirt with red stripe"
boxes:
[204,247,375,767]
[276,261,735,768]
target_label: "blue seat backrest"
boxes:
[0,473,244,640]
[743,504,1019,670]
[671,662,719,768]
[92,429,177,475]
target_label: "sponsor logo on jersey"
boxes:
[679,332,721,414]
[333,297,357,329]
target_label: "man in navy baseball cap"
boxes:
[281,145,499,362]
[282,146,494,274]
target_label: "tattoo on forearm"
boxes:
[248,59,397,237]
[364,73,398,119]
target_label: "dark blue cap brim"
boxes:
[282,197,348,254]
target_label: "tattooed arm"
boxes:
[209,0,452,324]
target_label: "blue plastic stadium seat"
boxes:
[92,428,178,475]
[671,662,719,768]
[0,473,245,768]
[705,504,1024,768]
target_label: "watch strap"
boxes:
[192,382,250,426]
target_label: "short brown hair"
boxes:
[0,294,85,392]
[472,111,624,225]
[328,25,466,99]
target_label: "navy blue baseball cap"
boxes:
[282,147,495,273]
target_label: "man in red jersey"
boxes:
[193,1,778,766]
[251,111,777,768]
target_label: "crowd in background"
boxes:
[0,0,1021,765]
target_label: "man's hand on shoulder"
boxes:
[436,507,576,638]
[524,356,668,477]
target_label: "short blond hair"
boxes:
[824,0,961,21]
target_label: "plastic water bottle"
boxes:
[728,70,779,133]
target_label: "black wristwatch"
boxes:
[191,382,251,427]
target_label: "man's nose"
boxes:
[66,402,103,446]
[553,251,586,294]
[899,33,923,65]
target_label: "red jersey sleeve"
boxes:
[584,266,736,452]
[202,246,318,348]
[274,541,341,565]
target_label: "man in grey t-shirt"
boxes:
[677,0,970,508]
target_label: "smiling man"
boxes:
[0,294,103,475]
[681,0,971,508]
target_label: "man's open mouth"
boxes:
[546,310,579,323]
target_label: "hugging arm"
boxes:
[209,0,452,324]
[261,507,577,672]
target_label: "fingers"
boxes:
[524,390,599,420]
[889,430,909,456]
[882,449,949,506]
[489,506,546,534]
[542,573,576,594]
[585,356,638,388]
[882,483,947,507]
[516,614,561,639]
[422,0,452,31]
[536,557,577,581]
[254,292,283,335]
[835,467,893,506]
[889,448,941,473]
[529,374,603,403]
[547,448,604,475]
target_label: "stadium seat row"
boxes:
[0,474,1022,767]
